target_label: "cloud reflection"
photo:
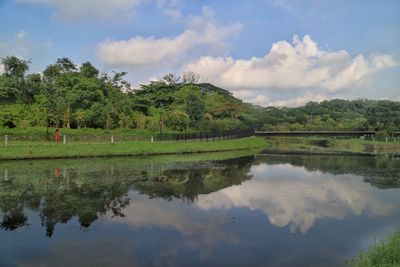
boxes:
[196,163,394,233]
[108,194,238,263]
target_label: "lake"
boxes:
[1,152,399,267]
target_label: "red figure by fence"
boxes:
[55,129,60,142]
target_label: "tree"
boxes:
[163,73,181,85]
[80,62,99,78]
[186,93,204,128]
[56,57,77,73]
[182,71,200,84]
[165,110,190,131]
[110,71,131,92]
[1,56,31,103]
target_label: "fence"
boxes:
[2,129,255,144]
[154,129,254,142]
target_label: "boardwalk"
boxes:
[254,131,376,137]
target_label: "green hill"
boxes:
[1,56,399,134]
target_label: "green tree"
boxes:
[165,110,190,131]
[1,56,31,103]
[186,93,205,128]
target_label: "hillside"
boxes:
[1,56,400,134]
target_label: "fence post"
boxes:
[111,135,114,144]
[386,137,388,143]
[151,136,154,143]
[63,135,66,145]
[4,135,8,146]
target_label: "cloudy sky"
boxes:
[1,0,399,107]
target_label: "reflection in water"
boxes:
[255,155,400,189]
[0,154,399,267]
[196,162,394,233]
[0,156,253,237]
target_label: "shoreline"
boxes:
[0,137,266,161]
[2,136,399,161]
[0,147,259,161]
[262,137,400,157]
[259,149,375,157]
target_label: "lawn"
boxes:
[0,136,267,160]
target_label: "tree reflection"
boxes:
[0,156,253,237]
[255,155,400,189]
[134,157,253,202]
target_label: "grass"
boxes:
[0,127,171,141]
[348,229,400,267]
[263,137,400,155]
[0,136,267,160]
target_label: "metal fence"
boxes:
[2,129,255,145]
[154,129,255,142]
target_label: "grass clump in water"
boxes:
[349,229,400,267]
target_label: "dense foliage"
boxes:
[1,56,399,133]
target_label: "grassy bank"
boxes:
[349,229,400,267]
[263,137,400,156]
[0,136,266,160]
[0,127,182,141]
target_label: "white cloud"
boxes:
[97,8,242,67]
[0,31,32,59]
[155,0,184,21]
[265,92,329,107]
[233,89,328,107]
[185,35,397,93]
[16,0,143,21]
[16,0,186,22]
[196,163,394,234]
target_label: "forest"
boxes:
[1,56,400,134]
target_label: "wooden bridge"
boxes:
[254,131,376,137]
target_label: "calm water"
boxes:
[0,153,399,267]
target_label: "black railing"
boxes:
[2,129,255,143]
[155,129,255,142]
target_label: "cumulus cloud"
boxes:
[185,35,397,93]
[196,163,394,234]
[16,0,143,20]
[98,8,242,67]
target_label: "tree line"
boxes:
[0,56,399,134]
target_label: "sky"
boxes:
[0,0,399,107]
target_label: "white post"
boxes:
[4,135,8,146]
[4,169,8,181]
[151,136,154,143]
[63,135,66,144]
[111,135,114,144]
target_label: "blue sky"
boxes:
[1,0,399,106]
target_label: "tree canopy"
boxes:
[0,55,399,134]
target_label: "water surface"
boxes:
[0,153,399,267]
